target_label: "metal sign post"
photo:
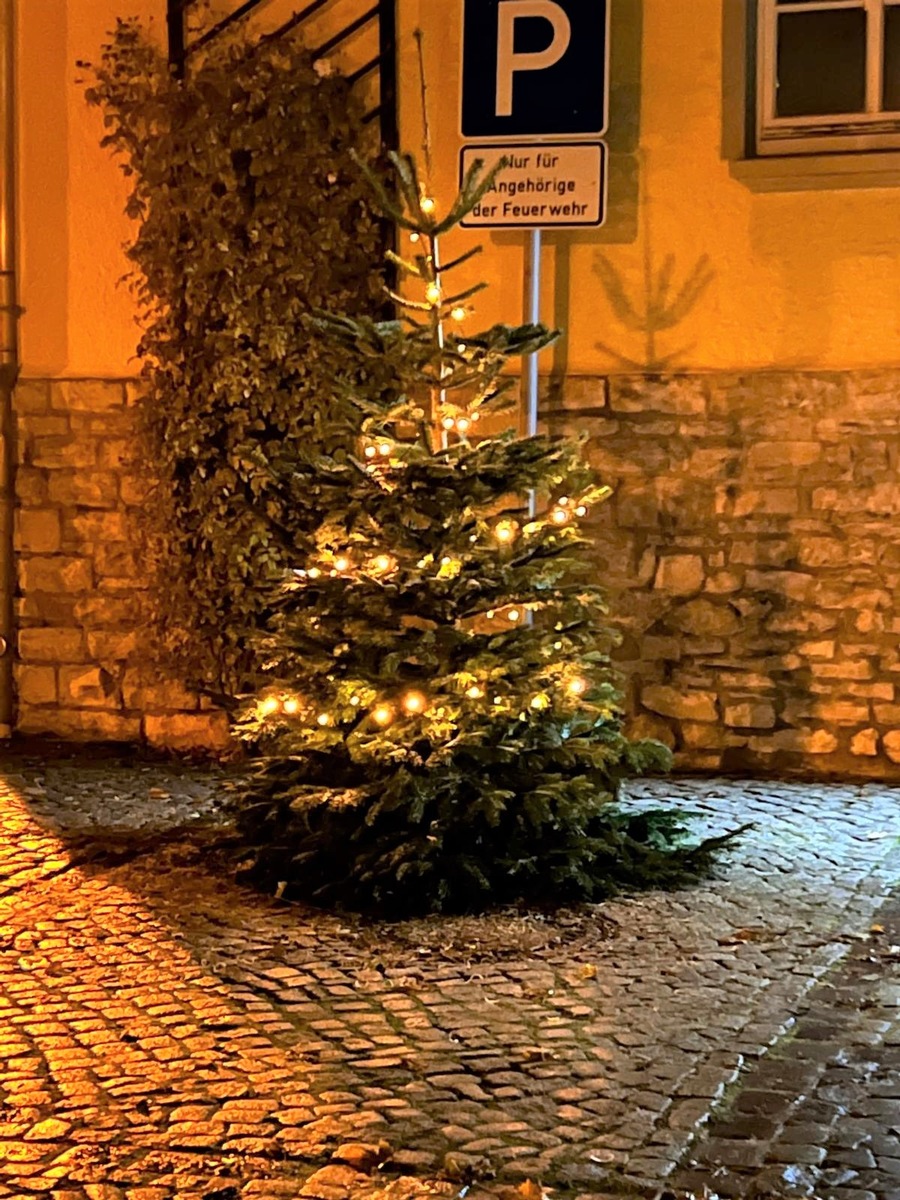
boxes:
[525,227,542,518]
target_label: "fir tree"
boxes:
[233,154,738,916]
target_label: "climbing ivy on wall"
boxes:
[84,18,383,696]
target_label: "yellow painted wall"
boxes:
[398,0,900,374]
[17,0,900,379]
[18,0,166,378]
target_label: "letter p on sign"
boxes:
[495,1,571,117]
[461,0,608,139]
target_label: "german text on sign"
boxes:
[460,143,606,228]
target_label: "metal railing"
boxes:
[165,0,397,149]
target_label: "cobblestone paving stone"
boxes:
[0,761,898,1198]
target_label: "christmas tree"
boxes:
[233,154,737,916]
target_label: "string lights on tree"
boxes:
[234,151,737,917]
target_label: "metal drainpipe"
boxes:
[0,0,18,738]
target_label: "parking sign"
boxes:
[461,0,609,140]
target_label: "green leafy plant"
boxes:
[83,17,383,695]
[231,153,740,916]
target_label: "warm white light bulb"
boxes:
[409,232,420,243]
[334,555,350,573]
[551,508,568,525]
[531,694,550,710]
[261,697,280,716]
[420,196,436,214]
[425,283,441,305]
[508,609,521,622]
[402,690,427,715]
[364,445,377,458]
[283,697,300,715]
[373,704,393,726]
[350,695,361,707]
[466,685,484,700]
[317,713,330,726]
[450,306,466,322]
[567,677,588,697]
[372,554,393,574]
[379,442,391,456]
[442,416,455,430]
[456,417,471,434]
[575,505,587,517]
[458,343,467,354]
[558,496,569,506]
[486,609,496,619]
[495,521,516,544]
[308,566,322,578]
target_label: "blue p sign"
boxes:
[461,0,608,139]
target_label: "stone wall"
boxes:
[14,377,229,751]
[547,369,900,778]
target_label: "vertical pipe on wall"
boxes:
[0,0,17,736]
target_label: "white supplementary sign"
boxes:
[460,143,606,229]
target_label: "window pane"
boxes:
[776,9,866,117]
[885,6,900,111]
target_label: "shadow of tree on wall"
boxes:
[594,250,715,373]
[591,163,715,373]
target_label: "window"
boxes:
[757,0,900,154]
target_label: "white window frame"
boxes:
[757,0,900,154]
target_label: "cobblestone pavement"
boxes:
[0,760,898,1199]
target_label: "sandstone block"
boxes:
[120,473,152,506]
[884,731,900,764]
[74,595,137,626]
[47,471,118,508]
[681,722,732,749]
[19,556,93,595]
[18,627,85,663]
[144,712,230,752]
[705,571,742,594]
[608,377,707,416]
[811,661,873,680]
[874,704,900,724]
[797,640,835,660]
[16,467,47,505]
[15,509,61,554]
[15,380,50,413]
[59,666,118,708]
[746,441,820,471]
[851,728,879,757]
[14,664,57,706]
[122,669,198,711]
[17,594,77,624]
[744,571,814,602]
[97,438,136,469]
[625,712,676,749]
[654,555,704,596]
[642,684,717,723]
[17,705,139,742]
[797,539,850,568]
[813,701,870,724]
[855,610,885,634]
[757,728,838,755]
[724,701,776,729]
[733,489,799,516]
[67,510,132,544]
[30,435,96,470]
[86,630,139,662]
[51,380,126,413]
[667,599,740,637]
[22,414,69,436]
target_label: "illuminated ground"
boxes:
[0,762,898,1198]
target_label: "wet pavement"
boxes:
[0,759,898,1199]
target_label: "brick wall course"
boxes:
[547,369,900,778]
[14,377,227,752]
